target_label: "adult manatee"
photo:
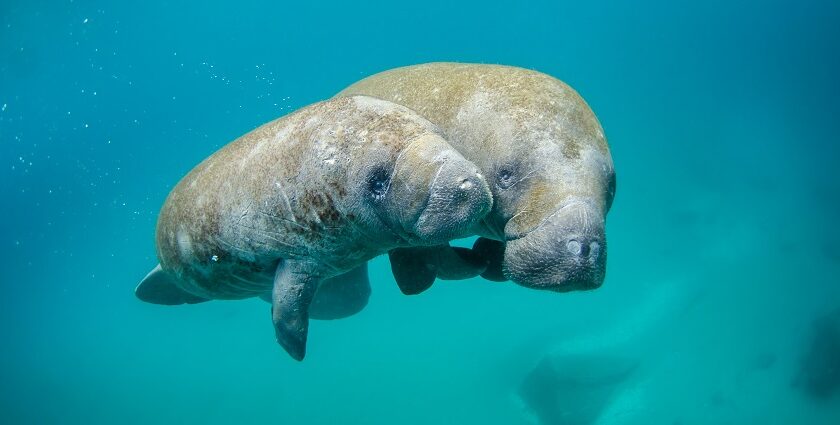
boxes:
[338,63,615,293]
[135,95,493,360]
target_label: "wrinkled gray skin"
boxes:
[135,96,493,360]
[338,63,615,292]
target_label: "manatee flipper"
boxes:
[260,264,371,320]
[135,264,209,305]
[388,244,488,295]
[272,261,320,361]
[435,246,488,280]
[308,263,371,320]
[472,237,507,282]
[389,247,437,295]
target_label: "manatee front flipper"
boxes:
[436,246,488,280]
[472,237,507,282]
[135,264,209,305]
[309,263,371,320]
[388,248,436,295]
[272,260,320,361]
[260,264,371,320]
[388,244,488,295]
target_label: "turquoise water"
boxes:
[2,0,839,423]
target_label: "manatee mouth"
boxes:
[502,201,607,291]
[505,199,597,241]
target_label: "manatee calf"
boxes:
[338,63,615,293]
[135,96,493,360]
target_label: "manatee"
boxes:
[337,63,615,293]
[134,95,493,360]
[512,278,702,425]
[794,308,840,399]
[518,354,638,425]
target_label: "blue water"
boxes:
[2,0,839,423]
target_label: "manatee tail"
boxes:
[135,264,209,305]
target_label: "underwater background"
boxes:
[2,0,839,423]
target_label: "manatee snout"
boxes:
[504,202,606,291]
[413,157,493,244]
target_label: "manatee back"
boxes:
[337,62,609,167]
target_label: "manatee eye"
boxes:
[497,166,515,189]
[367,167,391,200]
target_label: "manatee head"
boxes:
[343,97,493,247]
[376,133,493,245]
[499,156,615,292]
[481,88,615,292]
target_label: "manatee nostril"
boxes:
[459,178,474,191]
[566,239,582,256]
[566,238,601,259]
[589,242,601,261]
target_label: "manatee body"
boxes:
[135,95,493,360]
[338,63,615,293]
